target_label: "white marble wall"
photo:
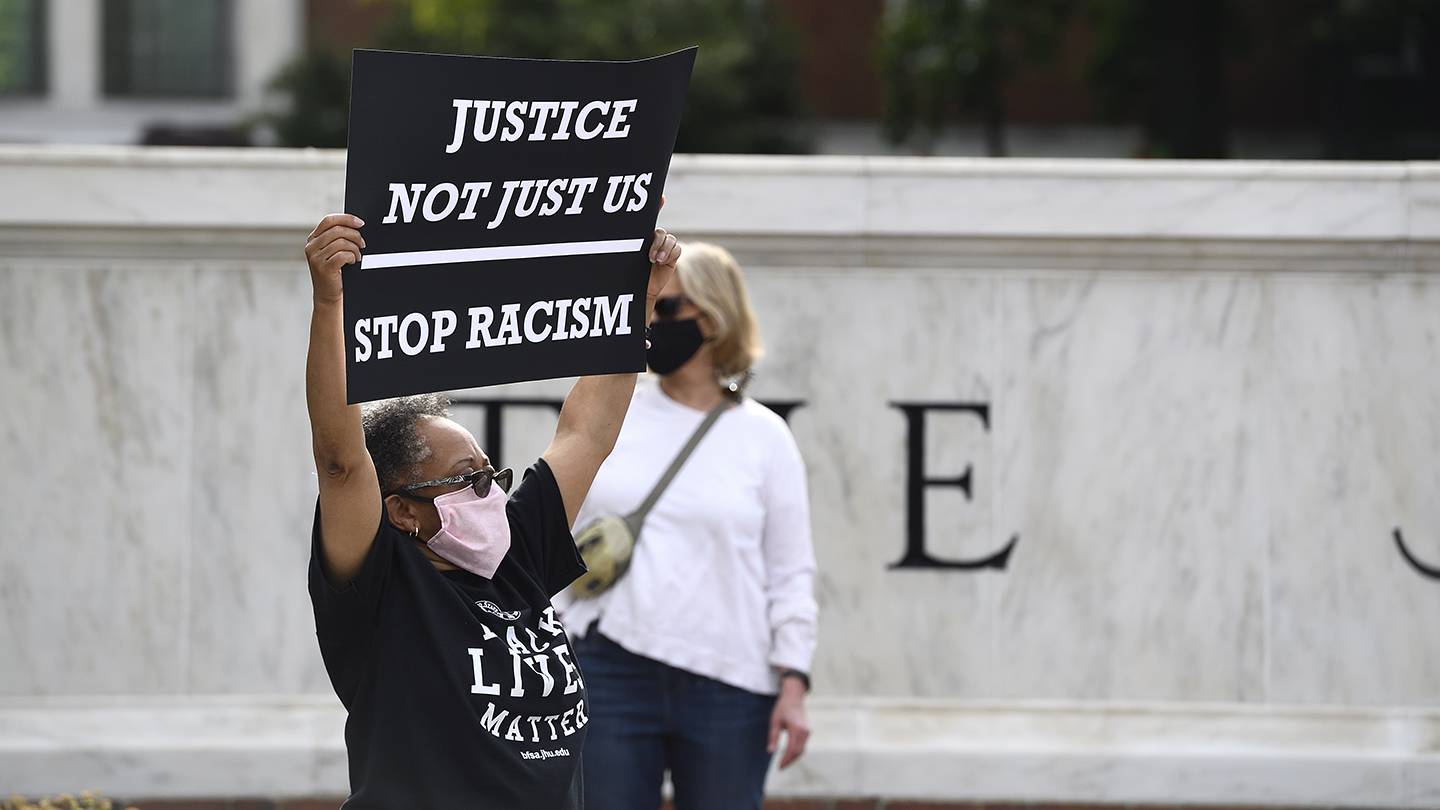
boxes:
[1,146,1438,804]
[748,270,1440,707]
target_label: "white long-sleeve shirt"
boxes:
[555,382,817,695]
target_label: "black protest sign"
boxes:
[341,48,696,403]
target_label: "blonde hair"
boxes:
[676,242,763,378]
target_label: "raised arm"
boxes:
[305,213,382,583]
[543,227,680,526]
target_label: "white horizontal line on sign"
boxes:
[359,238,645,270]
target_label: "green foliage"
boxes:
[878,0,1071,156]
[0,0,42,95]
[262,47,351,148]
[266,0,809,153]
[879,1,968,151]
[879,0,1439,160]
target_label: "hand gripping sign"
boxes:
[341,48,696,403]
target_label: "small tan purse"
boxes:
[571,400,731,598]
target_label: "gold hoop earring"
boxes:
[411,526,421,539]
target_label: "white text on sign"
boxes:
[445,99,639,153]
[382,174,652,229]
[352,294,635,363]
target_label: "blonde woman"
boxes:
[556,243,817,810]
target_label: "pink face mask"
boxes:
[425,484,512,579]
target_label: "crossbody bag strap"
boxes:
[624,399,732,533]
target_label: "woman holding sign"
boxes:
[558,243,818,810]
[302,211,680,809]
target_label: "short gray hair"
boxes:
[361,394,451,493]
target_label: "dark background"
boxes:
[4,0,1434,159]
[263,0,1440,160]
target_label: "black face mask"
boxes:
[646,318,705,375]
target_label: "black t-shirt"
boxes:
[309,459,589,809]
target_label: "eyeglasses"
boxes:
[653,295,692,321]
[389,466,514,501]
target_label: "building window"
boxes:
[0,0,46,96]
[104,0,232,98]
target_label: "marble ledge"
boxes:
[3,226,1436,276]
[2,696,1436,807]
[0,145,1437,243]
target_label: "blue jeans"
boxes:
[573,631,776,810]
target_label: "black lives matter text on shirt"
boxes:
[341,48,697,403]
[309,461,591,809]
